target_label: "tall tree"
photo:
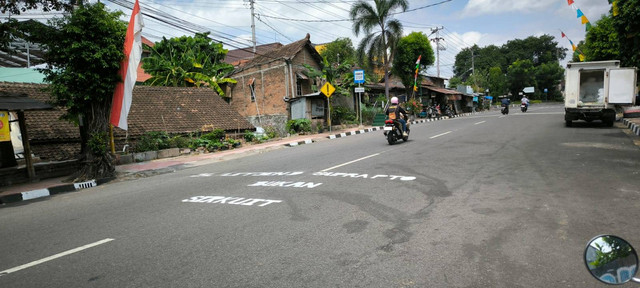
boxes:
[391,31,435,96]
[38,2,126,181]
[487,66,508,97]
[142,33,236,97]
[319,37,356,67]
[535,62,564,100]
[583,15,620,61]
[350,0,408,100]
[611,0,640,68]
[0,0,75,50]
[507,59,536,99]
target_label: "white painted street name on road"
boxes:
[313,172,416,181]
[182,196,282,206]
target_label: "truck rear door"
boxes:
[608,68,637,104]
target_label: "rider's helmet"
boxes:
[391,97,399,104]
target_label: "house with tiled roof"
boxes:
[224,43,284,67]
[0,82,254,162]
[224,34,325,133]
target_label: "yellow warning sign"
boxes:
[320,82,335,98]
[0,111,10,142]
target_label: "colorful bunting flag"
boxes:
[579,54,585,61]
[561,32,566,38]
[413,55,421,92]
[568,0,574,5]
[581,15,589,24]
[613,1,619,16]
[577,9,584,18]
[585,22,592,31]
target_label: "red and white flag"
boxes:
[110,0,144,130]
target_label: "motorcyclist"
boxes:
[501,97,510,113]
[385,97,408,137]
[521,95,530,108]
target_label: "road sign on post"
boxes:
[321,82,335,98]
[353,70,365,84]
[354,87,365,93]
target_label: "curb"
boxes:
[623,119,640,136]
[0,177,116,205]
[285,139,314,147]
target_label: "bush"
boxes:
[201,129,225,142]
[168,135,190,148]
[331,106,356,125]
[286,119,311,134]
[263,125,278,139]
[243,130,255,142]
[135,131,170,152]
[361,106,381,125]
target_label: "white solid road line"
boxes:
[0,238,115,276]
[321,153,381,172]
[430,131,452,139]
[474,121,486,125]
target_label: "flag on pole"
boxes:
[110,0,144,130]
[413,55,421,92]
[567,0,574,5]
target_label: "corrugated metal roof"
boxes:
[0,90,52,111]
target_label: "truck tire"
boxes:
[565,120,572,127]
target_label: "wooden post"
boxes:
[17,111,36,180]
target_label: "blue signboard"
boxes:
[353,70,365,84]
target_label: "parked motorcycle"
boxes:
[521,103,528,112]
[428,105,441,119]
[444,105,455,118]
[583,235,639,284]
[383,119,409,145]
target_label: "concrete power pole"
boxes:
[430,27,444,77]
[250,0,256,54]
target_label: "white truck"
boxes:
[564,60,637,127]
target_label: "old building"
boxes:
[225,34,326,133]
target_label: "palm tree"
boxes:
[350,0,407,100]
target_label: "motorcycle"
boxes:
[428,105,441,119]
[583,235,640,284]
[444,105,455,118]
[383,119,409,145]
[521,102,528,112]
[501,104,509,115]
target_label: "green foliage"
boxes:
[611,0,640,68]
[135,131,171,152]
[507,59,536,98]
[142,32,237,96]
[168,135,190,148]
[331,106,356,125]
[243,130,255,142]
[392,31,435,94]
[88,131,108,156]
[534,62,564,100]
[201,129,225,142]
[404,99,421,115]
[319,37,356,66]
[39,3,125,121]
[0,1,73,15]
[286,119,312,134]
[361,106,382,125]
[263,125,279,139]
[582,15,620,61]
[487,66,508,96]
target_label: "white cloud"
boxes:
[461,0,556,17]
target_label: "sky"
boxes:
[4,0,613,79]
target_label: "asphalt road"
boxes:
[2,104,640,287]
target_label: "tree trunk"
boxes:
[67,100,115,182]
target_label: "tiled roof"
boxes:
[0,82,78,142]
[230,34,322,74]
[0,82,255,141]
[224,43,283,66]
[115,86,255,137]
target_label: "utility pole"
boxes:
[430,26,444,77]
[471,49,476,90]
[250,0,256,54]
